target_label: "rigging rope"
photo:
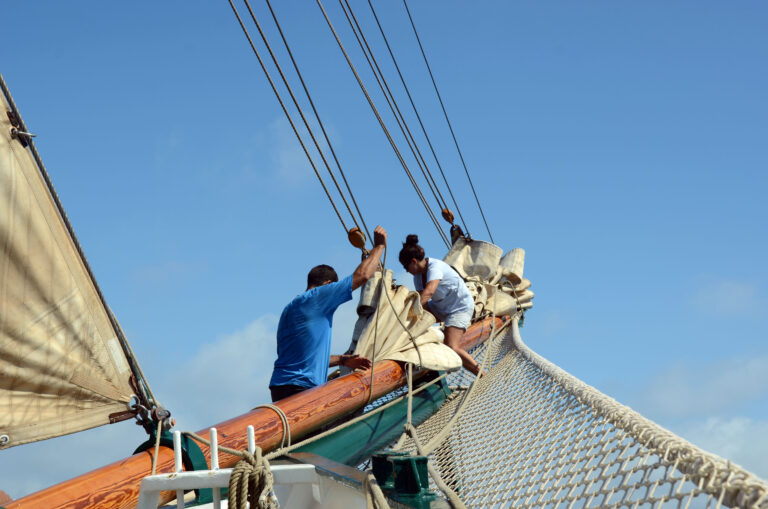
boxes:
[402,0,495,243]
[263,0,371,243]
[243,0,370,245]
[339,0,449,218]
[227,0,354,241]
[365,0,470,237]
[315,0,451,248]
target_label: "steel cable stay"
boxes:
[240,0,371,245]
[262,0,371,244]
[339,0,448,220]
[315,0,451,248]
[402,0,495,244]
[226,0,362,244]
[365,0,470,238]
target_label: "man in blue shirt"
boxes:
[269,226,387,402]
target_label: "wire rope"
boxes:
[263,0,371,243]
[339,0,447,217]
[402,0,495,243]
[315,0,451,248]
[226,0,350,238]
[241,0,367,242]
[366,0,470,237]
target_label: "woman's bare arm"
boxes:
[420,279,440,307]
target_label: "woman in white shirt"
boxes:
[399,235,482,376]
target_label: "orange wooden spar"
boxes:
[7,316,505,509]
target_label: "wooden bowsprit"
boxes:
[6,316,504,509]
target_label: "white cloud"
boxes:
[269,117,311,186]
[691,279,766,317]
[156,315,279,431]
[672,416,768,480]
[637,354,768,420]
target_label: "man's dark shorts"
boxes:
[269,384,307,402]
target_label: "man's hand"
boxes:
[373,225,387,247]
[352,225,387,290]
[342,354,372,370]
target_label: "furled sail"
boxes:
[0,79,137,449]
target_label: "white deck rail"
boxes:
[136,427,317,509]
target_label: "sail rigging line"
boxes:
[339,0,448,219]
[365,0,470,237]
[241,0,371,245]
[402,0,495,244]
[227,0,353,240]
[262,0,371,244]
[0,73,159,415]
[315,0,451,248]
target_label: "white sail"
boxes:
[0,86,136,449]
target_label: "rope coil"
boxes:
[253,404,292,449]
[229,447,278,509]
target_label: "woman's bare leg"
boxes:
[444,326,481,375]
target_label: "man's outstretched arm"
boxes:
[352,225,387,291]
[330,354,372,370]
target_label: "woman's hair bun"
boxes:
[405,234,419,246]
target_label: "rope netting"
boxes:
[393,316,768,509]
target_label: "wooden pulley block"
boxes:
[347,227,367,249]
[441,208,455,224]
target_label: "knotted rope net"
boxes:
[395,315,768,509]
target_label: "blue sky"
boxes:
[1,0,767,499]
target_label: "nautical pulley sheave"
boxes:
[0,89,137,448]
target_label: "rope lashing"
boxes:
[253,404,292,449]
[229,447,277,509]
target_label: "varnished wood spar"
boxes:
[8,316,505,509]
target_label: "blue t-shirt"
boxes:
[269,275,353,389]
[414,258,474,318]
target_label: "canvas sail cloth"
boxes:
[443,237,534,320]
[344,269,462,371]
[344,238,534,371]
[0,91,135,449]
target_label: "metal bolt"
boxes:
[10,127,36,140]
[0,435,9,446]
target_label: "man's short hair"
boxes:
[307,264,338,289]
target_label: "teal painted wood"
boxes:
[296,378,449,466]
